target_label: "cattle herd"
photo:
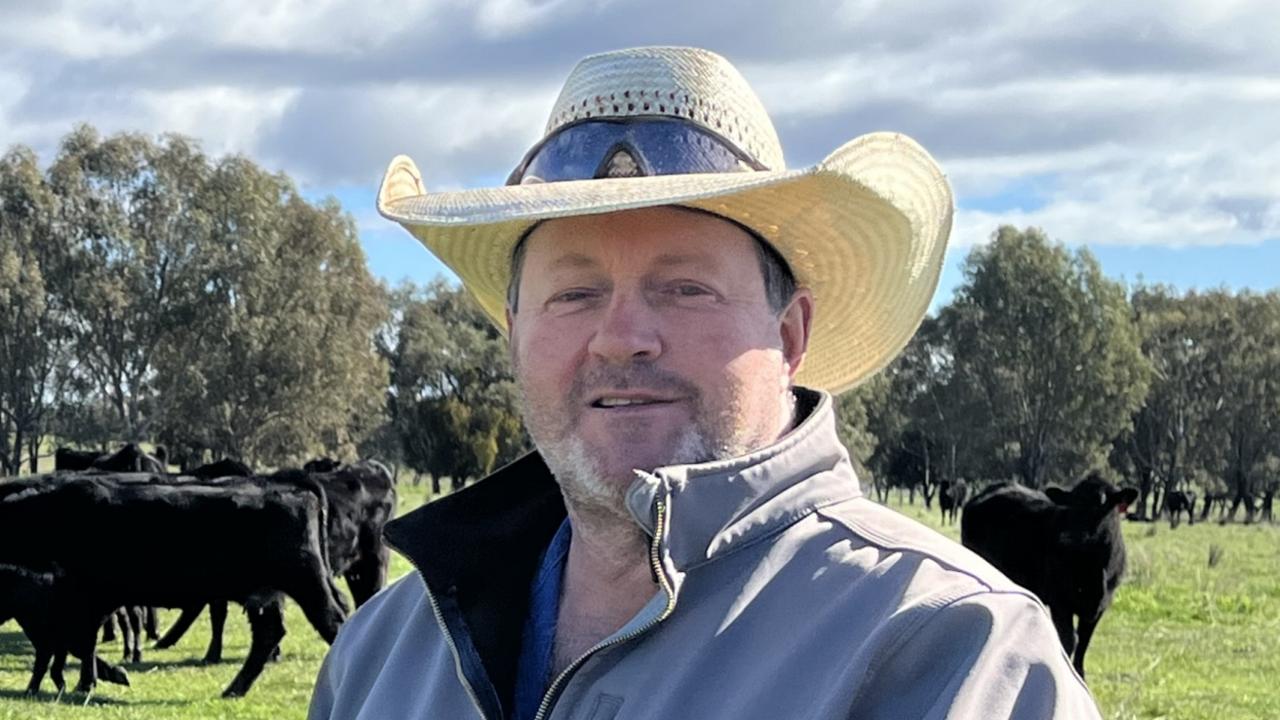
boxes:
[0,442,1242,703]
[0,444,395,699]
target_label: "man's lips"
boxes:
[587,392,683,409]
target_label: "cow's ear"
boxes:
[1044,487,1071,504]
[1111,487,1139,514]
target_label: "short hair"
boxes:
[506,212,798,315]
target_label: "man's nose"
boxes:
[587,290,662,363]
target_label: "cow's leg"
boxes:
[204,600,228,664]
[119,612,132,662]
[72,634,99,694]
[143,606,159,641]
[50,649,67,695]
[101,612,118,643]
[1073,611,1104,679]
[25,645,52,695]
[222,599,286,698]
[125,606,143,663]
[154,604,205,649]
[1047,604,1077,660]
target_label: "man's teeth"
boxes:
[598,398,657,407]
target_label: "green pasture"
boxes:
[1,480,1278,719]
[890,495,1280,720]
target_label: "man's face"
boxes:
[507,206,812,510]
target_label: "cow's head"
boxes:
[1045,472,1139,518]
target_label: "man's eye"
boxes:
[550,289,597,303]
[670,284,711,297]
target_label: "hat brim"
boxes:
[377,132,953,395]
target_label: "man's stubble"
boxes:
[512,353,779,542]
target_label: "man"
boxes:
[309,46,1102,719]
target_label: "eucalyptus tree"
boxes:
[44,125,211,440]
[1192,291,1280,520]
[386,280,527,492]
[944,226,1149,488]
[0,146,72,473]
[153,156,388,467]
[1115,286,1220,517]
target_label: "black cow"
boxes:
[308,460,398,604]
[938,478,969,525]
[55,444,167,473]
[961,473,1138,679]
[91,443,165,473]
[100,463,252,664]
[1164,490,1196,528]
[1200,491,1227,522]
[54,447,103,472]
[188,458,254,480]
[0,564,130,696]
[155,460,396,663]
[303,457,341,473]
[0,473,348,697]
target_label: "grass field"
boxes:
[1,478,1277,719]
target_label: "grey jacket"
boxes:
[308,389,1102,719]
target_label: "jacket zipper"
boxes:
[386,539,490,720]
[532,497,677,720]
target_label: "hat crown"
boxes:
[545,47,786,171]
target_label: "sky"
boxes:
[2,0,1277,309]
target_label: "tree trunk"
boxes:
[922,442,933,510]
[27,433,39,474]
[10,425,25,478]
[0,419,9,476]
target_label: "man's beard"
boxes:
[535,414,727,523]
[515,360,779,527]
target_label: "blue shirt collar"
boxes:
[512,517,572,720]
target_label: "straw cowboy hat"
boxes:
[377,46,953,395]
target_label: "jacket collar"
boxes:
[384,387,859,577]
[623,387,860,572]
[381,386,859,716]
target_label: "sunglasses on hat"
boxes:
[506,117,769,186]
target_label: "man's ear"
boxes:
[779,288,814,381]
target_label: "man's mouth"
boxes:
[588,394,678,409]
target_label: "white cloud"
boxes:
[0,3,166,60]
[140,86,300,158]
[473,0,574,39]
[256,78,558,188]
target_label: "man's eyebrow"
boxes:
[546,253,598,271]
[543,251,718,272]
[651,252,718,268]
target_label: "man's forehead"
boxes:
[521,207,757,271]
[540,249,725,272]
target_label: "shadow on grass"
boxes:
[0,631,32,657]
[126,655,241,672]
[0,687,187,707]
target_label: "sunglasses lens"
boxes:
[512,119,758,185]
